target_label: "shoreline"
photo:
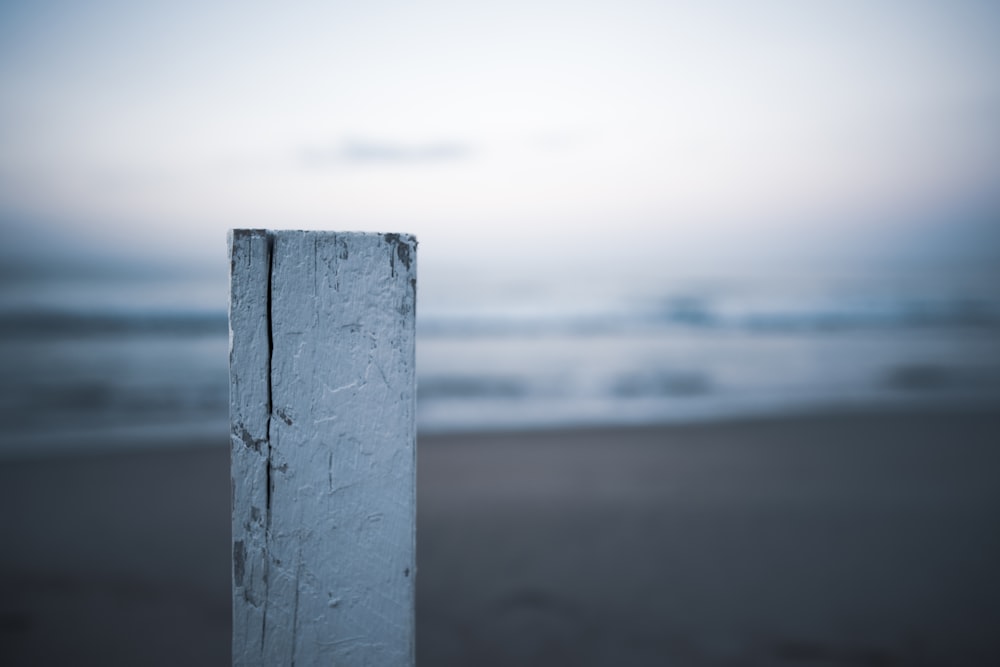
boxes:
[3,401,998,462]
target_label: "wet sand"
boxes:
[2,408,999,665]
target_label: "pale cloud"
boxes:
[300,139,474,167]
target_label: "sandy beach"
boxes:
[2,408,999,666]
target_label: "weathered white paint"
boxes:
[229,230,417,666]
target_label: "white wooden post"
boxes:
[229,230,417,666]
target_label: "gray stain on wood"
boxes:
[382,232,416,277]
[230,230,417,666]
[233,541,246,587]
[275,408,293,426]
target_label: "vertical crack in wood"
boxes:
[261,230,275,655]
[264,230,275,532]
[265,230,275,521]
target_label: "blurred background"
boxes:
[2,0,999,447]
[2,0,1000,446]
[1,1,999,665]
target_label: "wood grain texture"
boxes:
[229,230,416,666]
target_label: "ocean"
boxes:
[2,259,999,456]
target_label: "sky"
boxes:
[1,0,998,278]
